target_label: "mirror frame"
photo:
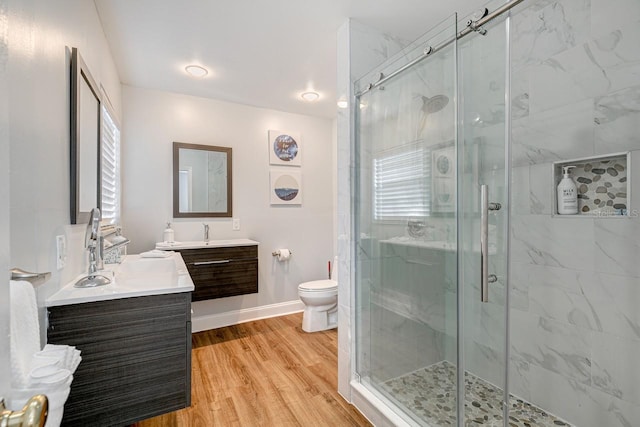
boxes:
[173,142,233,218]
[70,47,102,224]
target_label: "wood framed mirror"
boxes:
[70,47,101,224]
[173,142,232,218]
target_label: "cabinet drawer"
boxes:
[179,245,257,263]
[48,293,190,335]
[178,245,259,301]
[189,258,258,301]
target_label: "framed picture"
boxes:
[270,169,302,205]
[268,130,301,166]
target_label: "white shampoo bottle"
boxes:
[557,165,578,214]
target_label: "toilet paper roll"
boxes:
[277,249,291,262]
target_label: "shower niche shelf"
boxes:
[552,152,631,218]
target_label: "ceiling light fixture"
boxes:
[301,91,320,102]
[185,65,208,78]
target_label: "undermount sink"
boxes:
[155,238,259,250]
[117,255,184,275]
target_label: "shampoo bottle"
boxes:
[163,222,175,243]
[557,165,578,214]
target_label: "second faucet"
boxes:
[203,223,209,243]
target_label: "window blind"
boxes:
[373,145,431,220]
[100,105,121,225]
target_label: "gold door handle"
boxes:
[0,395,48,427]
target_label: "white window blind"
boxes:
[100,105,121,225]
[373,145,431,220]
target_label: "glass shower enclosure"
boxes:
[354,8,510,426]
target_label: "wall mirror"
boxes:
[173,142,232,218]
[70,47,101,224]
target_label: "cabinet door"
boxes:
[47,293,191,426]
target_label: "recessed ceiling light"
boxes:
[185,65,208,78]
[301,91,320,102]
[337,100,348,109]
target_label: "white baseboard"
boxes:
[192,300,305,332]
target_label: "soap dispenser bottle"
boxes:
[557,165,578,214]
[163,222,175,243]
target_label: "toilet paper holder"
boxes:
[272,250,293,257]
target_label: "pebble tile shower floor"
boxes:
[382,361,572,426]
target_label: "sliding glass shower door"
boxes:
[353,8,510,426]
[457,10,510,426]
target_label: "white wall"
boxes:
[6,0,121,344]
[121,85,334,324]
[0,0,11,395]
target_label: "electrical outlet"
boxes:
[56,235,66,270]
[232,218,240,231]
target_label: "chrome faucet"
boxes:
[75,208,111,288]
[87,208,103,275]
[203,223,209,243]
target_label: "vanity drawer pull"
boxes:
[192,260,231,266]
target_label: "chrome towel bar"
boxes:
[10,268,51,286]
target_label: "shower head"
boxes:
[421,94,449,114]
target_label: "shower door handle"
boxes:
[480,184,500,302]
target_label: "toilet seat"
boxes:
[298,280,337,292]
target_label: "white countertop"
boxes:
[380,237,497,254]
[380,237,456,251]
[155,238,259,250]
[46,252,195,307]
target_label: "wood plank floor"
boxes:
[133,313,371,427]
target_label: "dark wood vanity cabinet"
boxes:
[47,292,191,427]
[177,245,258,301]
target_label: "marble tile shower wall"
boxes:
[508,0,640,425]
[336,19,409,400]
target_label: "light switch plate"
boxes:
[232,218,240,231]
[56,235,66,270]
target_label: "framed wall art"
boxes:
[270,169,302,205]
[268,130,301,166]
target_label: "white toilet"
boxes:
[298,278,338,333]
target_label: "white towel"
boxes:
[68,351,82,373]
[38,345,81,373]
[10,280,40,388]
[9,282,81,427]
[30,354,61,370]
[156,241,181,248]
[9,377,72,427]
[29,366,72,387]
[140,249,173,258]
